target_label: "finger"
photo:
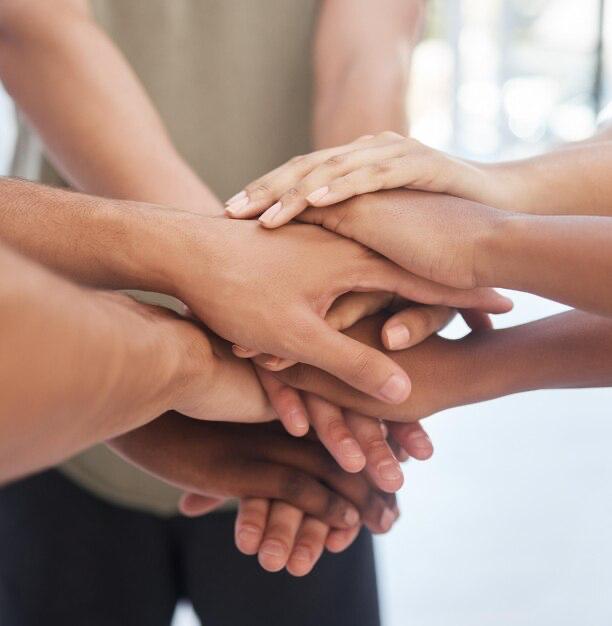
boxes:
[387,421,434,461]
[235,498,270,555]
[232,344,260,358]
[325,292,394,332]
[356,255,514,315]
[460,308,493,331]
[256,367,309,436]
[253,353,297,371]
[256,292,395,374]
[258,501,304,572]
[296,315,412,406]
[178,493,227,517]
[244,462,360,529]
[258,134,407,228]
[382,305,456,351]
[253,430,395,534]
[226,135,383,219]
[286,516,329,577]
[344,411,404,493]
[303,393,366,473]
[326,525,361,553]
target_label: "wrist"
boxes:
[477,161,540,213]
[92,292,200,432]
[474,209,533,289]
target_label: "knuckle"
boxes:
[370,161,392,176]
[283,187,300,200]
[280,469,309,501]
[324,415,350,442]
[324,154,345,167]
[363,435,389,458]
[289,154,305,164]
[350,349,374,385]
[246,181,272,197]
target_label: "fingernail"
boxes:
[258,201,283,226]
[264,356,281,368]
[406,430,432,451]
[380,508,395,532]
[291,546,312,562]
[261,540,286,558]
[226,190,246,205]
[344,507,360,526]
[384,324,411,350]
[306,186,329,204]
[341,438,364,459]
[289,409,309,432]
[237,526,261,544]
[379,374,411,404]
[225,196,250,216]
[378,460,403,481]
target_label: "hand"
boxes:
[270,313,484,422]
[225,132,493,226]
[180,495,369,576]
[153,214,509,405]
[298,189,507,291]
[118,295,273,424]
[251,298,453,482]
[109,413,398,533]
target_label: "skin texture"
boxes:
[109,415,397,534]
[272,312,612,422]
[0,242,273,483]
[227,128,612,225]
[292,188,612,318]
[0,0,430,572]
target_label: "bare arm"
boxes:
[296,189,612,318]
[0,242,222,483]
[0,0,219,212]
[311,0,424,148]
[272,310,612,421]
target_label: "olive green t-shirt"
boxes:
[10,0,318,516]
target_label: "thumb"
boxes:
[298,316,412,405]
[179,493,228,517]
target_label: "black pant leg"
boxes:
[0,470,178,626]
[174,510,381,626]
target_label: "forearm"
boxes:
[275,310,612,421]
[0,242,182,482]
[480,212,612,316]
[312,0,424,147]
[0,177,188,291]
[477,140,612,216]
[0,0,219,213]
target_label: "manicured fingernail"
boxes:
[378,374,411,404]
[306,186,329,204]
[378,460,403,481]
[406,430,432,451]
[341,438,364,459]
[261,540,286,558]
[225,196,250,216]
[258,201,283,226]
[384,324,411,350]
[289,409,309,432]
[380,508,395,532]
[226,190,246,205]
[291,546,312,562]
[344,507,360,526]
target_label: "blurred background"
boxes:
[1,1,611,625]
